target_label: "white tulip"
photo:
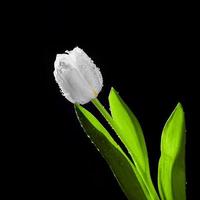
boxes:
[54,47,103,104]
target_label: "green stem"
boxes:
[91,98,119,133]
[91,98,160,200]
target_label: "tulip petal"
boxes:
[54,47,103,104]
[54,66,96,104]
[72,48,103,94]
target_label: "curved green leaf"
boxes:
[158,103,186,200]
[108,88,159,200]
[75,104,149,200]
[108,87,149,175]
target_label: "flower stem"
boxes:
[91,98,151,199]
[91,98,160,200]
[91,98,116,130]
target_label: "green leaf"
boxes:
[75,104,149,200]
[108,87,149,175]
[158,103,186,200]
[108,88,159,200]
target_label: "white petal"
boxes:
[54,47,103,104]
[54,63,96,104]
[69,47,103,94]
[54,69,75,103]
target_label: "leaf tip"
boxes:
[176,102,183,109]
[109,87,119,97]
[174,102,184,116]
[110,86,116,93]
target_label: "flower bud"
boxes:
[54,47,103,104]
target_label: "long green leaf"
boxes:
[158,103,186,200]
[108,88,159,200]
[108,87,149,175]
[75,104,149,200]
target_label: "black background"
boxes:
[5,1,198,199]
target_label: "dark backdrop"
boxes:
[7,1,198,199]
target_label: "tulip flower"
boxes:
[54,47,103,104]
[53,47,186,200]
